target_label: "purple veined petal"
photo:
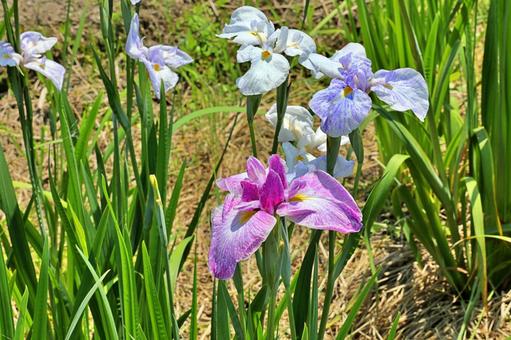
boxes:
[209,194,276,279]
[371,68,429,121]
[20,32,57,57]
[0,41,22,67]
[141,58,179,99]
[309,79,372,137]
[246,156,267,185]
[268,154,287,189]
[277,171,362,233]
[234,199,261,212]
[236,49,290,96]
[24,57,65,90]
[259,169,285,214]
[240,180,259,202]
[148,45,193,70]
[217,172,248,194]
[126,14,148,60]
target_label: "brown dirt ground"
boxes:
[0,1,510,339]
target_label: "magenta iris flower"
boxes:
[309,43,429,137]
[209,154,362,279]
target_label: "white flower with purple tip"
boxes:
[209,155,362,279]
[0,33,65,90]
[126,14,193,99]
[309,43,429,137]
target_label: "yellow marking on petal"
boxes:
[2,53,11,59]
[261,50,271,60]
[153,63,161,72]
[289,194,309,202]
[383,83,394,90]
[342,86,353,97]
[296,155,305,162]
[240,210,256,224]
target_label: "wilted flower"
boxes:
[209,155,362,279]
[266,104,354,179]
[219,6,318,95]
[126,14,193,99]
[309,43,429,137]
[0,33,65,90]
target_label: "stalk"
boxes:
[271,79,290,154]
[246,95,262,157]
[318,136,342,340]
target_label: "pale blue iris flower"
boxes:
[219,6,318,95]
[126,14,193,99]
[309,43,429,137]
[1,32,65,90]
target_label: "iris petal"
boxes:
[209,195,276,279]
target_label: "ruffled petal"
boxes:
[218,6,274,46]
[309,79,372,137]
[209,195,276,279]
[236,51,290,95]
[148,45,193,69]
[20,32,57,56]
[277,171,362,233]
[265,104,315,143]
[24,57,65,90]
[371,68,429,121]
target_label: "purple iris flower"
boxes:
[309,43,429,137]
[126,14,193,99]
[209,154,362,279]
[0,33,65,90]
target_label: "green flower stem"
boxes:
[271,79,290,154]
[246,95,262,157]
[318,136,342,340]
[263,221,282,340]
